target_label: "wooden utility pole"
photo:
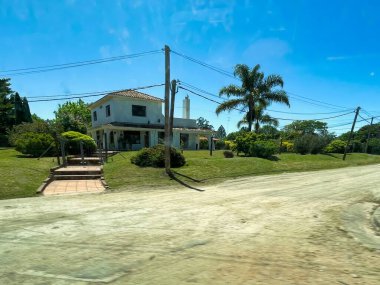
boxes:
[364,117,374,154]
[169,79,177,145]
[209,135,213,156]
[343,107,360,161]
[164,45,171,175]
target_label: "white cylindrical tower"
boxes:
[183,95,190,119]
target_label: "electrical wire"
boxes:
[172,50,354,111]
[171,50,235,79]
[28,83,165,102]
[0,50,162,76]
[26,83,165,100]
[179,81,355,115]
[178,86,355,122]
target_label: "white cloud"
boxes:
[269,26,286,32]
[244,38,291,60]
[326,56,350,61]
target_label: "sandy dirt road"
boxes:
[0,164,379,284]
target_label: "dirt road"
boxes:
[1,164,379,284]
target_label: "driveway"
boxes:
[1,164,379,284]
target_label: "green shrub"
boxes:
[215,139,225,150]
[131,145,186,168]
[280,141,294,153]
[367,138,380,154]
[61,131,96,155]
[199,139,209,150]
[325,139,346,153]
[294,134,329,155]
[14,132,55,157]
[8,121,51,146]
[223,150,234,158]
[248,140,278,158]
[235,132,257,155]
[224,140,237,151]
[0,134,9,147]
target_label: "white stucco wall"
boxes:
[91,97,165,127]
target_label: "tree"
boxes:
[21,97,32,123]
[0,78,13,135]
[237,105,279,132]
[196,117,214,130]
[9,92,31,125]
[54,99,91,134]
[282,120,328,140]
[216,125,227,139]
[258,125,280,139]
[216,64,289,132]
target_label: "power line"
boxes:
[27,83,165,99]
[287,92,349,110]
[0,50,162,76]
[178,85,354,122]
[179,81,355,115]
[172,50,354,111]
[28,83,165,103]
[171,50,236,79]
[181,81,354,112]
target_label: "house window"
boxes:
[158,131,165,144]
[93,111,97,121]
[132,105,146,117]
[180,133,189,149]
[124,131,141,145]
[106,105,111,117]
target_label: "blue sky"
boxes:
[1,0,380,134]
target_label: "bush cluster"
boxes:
[131,145,186,168]
[280,141,294,153]
[224,140,237,151]
[248,140,278,158]
[234,132,279,158]
[294,134,329,155]
[367,138,380,155]
[324,139,346,154]
[14,132,55,157]
[223,150,234,158]
[235,132,257,155]
[61,131,96,155]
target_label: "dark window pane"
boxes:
[106,105,111,117]
[132,105,146,117]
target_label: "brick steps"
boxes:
[54,174,102,180]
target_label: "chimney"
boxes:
[183,95,190,119]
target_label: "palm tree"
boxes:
[216,64,289,132]
[237,104,279,132]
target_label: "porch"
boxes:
[89,126,213,151]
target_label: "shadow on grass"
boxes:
[169,171,205,192]
[322,153,342,159]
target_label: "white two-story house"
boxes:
[88,89,213,150]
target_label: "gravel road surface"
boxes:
[1,164,379,284]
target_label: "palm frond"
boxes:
[261,114,279,127]
[265,74,284,88]
[234,64,250,82]
[215,98,244,115]
[237,119,248,128]
[262,90,290,107]
[219,85,245,97]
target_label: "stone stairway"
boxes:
[38,156,107,196]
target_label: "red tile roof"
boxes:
[109,89,164,102]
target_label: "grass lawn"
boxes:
[2,148,380,200]
[104,150,380,191]
[0,148,56,200]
